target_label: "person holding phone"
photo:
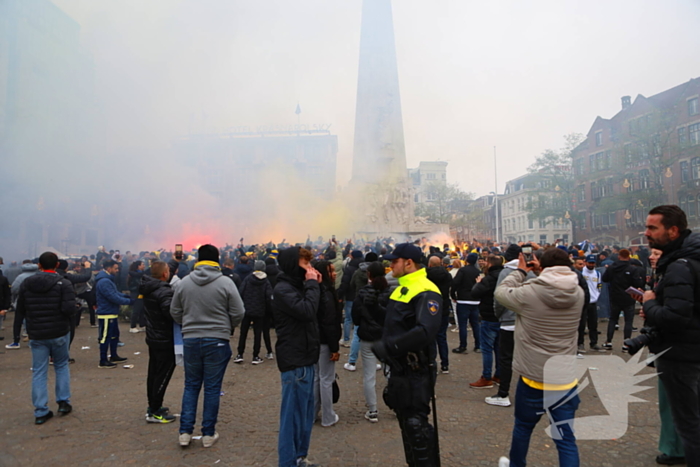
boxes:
[602,249,644,352]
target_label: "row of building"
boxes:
[448,77,700,247]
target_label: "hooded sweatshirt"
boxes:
[239,270,273,319]
[495,266,584,385]
[272,247,321,373]
[170,261,245,340]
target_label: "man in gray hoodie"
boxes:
[170,244,245,448]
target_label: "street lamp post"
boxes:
[494,147,500,244]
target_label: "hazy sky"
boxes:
[51,0,700,198]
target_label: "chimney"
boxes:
[621,96,631,110]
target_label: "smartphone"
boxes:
[626,286,644,299]
[522,246,533,262]
[175,244,183,260]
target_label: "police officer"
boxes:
[372,243,443,467]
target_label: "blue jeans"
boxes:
[342,300,353,342]
[480,321,500,380]
[279,365,315,467]
[180,338,232,436]
[348,325,360,364]
[30,333,71,417]
[456,303,480,349]
[436,313,450,367]
[509,378,580,467]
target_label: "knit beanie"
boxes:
[504,244,522,262]
[466,253,479,265]
[351,250,363,259]
[365,252,378,262]
[254,260,265,271]
[198,244,219,263]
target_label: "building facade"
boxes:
[408,161,448,204]
[573,77,700,245]
[500,174,572,245]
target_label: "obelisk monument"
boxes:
[351,0,417,234]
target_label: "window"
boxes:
[578,185,585,203]
[579,213,587,230]
[605,151,612,169]
[680,195,688,215]
[689,195,697,218]
[681,161,690,182]
[426,173,436,180]
[689,123,700,146]
[589,154,595,172]
[591,181,599,199]
[639,169,650,190]
[595,131,603,147]
[679,127,687,148]
[540,234,547,244]
[624,144,633,164]
[652,134,661,156]
[528,218,533,229]
[689,98,699,116]
[693,158,700,180]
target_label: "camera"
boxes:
[623,326,659,355]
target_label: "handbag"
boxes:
[332,373,340,404]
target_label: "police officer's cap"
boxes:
[384,243,423,262]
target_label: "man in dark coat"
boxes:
[642,205,700,465]
[234,261,273,365]
[427,255,453,374]
[272,247,321,467]
[450,252,481,354]
[139,260,177,424]
[15,252,75,424]
[469,255,503,389]
[602,248,643,350]
[233,255,253,282]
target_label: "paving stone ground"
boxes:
[0,314,667,466]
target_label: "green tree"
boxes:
[525,133,584,243]
[415,182,474,225]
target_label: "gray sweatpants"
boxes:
[314,344,338,426]
[360,340,378,412]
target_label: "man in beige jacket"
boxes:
[494,247,584,467]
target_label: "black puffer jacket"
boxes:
[240,271,273,319]
[352,284,390,342]
[644,230,700,362]
[128,270,144,295]
[338,257,362,301]
[426,266,453,317]
[0,271,10,310]
[139,274,174,349]
[15,272,75,340]
[450,264,481,302]
[317,284,342,353]
[602,259,643,307]
[272,247,321,373]
[221,267,242,290]
[471,265,503,322]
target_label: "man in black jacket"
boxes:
[338,250,363,347]
[642,205,700,466]
[272,247,322,467]
[427,255,453,374]
[450,253,481,354]
[0,269,10,339]
[602,248,643,351]
[15,252,75,424]
[139,260,177,424]
[57,260,92,356]
[469,255,503,389]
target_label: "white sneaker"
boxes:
[344,363,356,372]
[485,395,511,407]
[322,413,339,427]
[129,327,140,333]
[376,363,382,371]
[179,432,192,447]
[202,432,219,448]
[499,456,510,467]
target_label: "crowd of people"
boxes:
[1,205,699,466]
